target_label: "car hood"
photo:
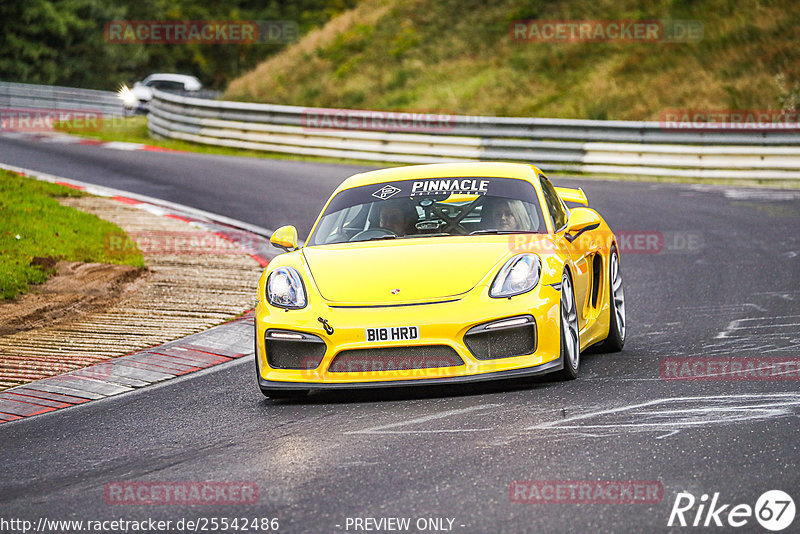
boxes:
[302,238,520,304]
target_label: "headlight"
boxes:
[266,267,307,309]
[490,254,541,298]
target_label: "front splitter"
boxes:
[258,356,564,391]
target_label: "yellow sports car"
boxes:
[255,162,625,398]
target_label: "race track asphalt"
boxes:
[1,134,799,533]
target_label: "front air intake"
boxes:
[328,345,463,373]
[265,330,326,369]
[464,316,537,360]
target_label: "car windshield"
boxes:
[147,80,187,90]
[308,176,545,245]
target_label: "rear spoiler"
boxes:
[555,186,588,206]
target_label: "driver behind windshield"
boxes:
[377,200,417,236]
[481,197,533,231]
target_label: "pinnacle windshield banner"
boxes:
[324,177,540,214]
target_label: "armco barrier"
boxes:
[3,80,794,180]
[147,90,800,179]
[0,81,125,117]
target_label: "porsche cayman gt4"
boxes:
[255,162,625,398]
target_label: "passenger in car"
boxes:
[482,197,532,231]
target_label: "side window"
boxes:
[538,174,567,231]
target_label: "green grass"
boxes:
[224,0,800,120]
[0,170,144,300]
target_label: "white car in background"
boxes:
[121,74,203,113]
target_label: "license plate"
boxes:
[365,326,420,342]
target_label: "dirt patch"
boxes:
[0,261,149,336]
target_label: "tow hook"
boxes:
[317,317,334,335]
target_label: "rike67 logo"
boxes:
[668,490,795,531]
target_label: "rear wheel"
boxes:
[596,249,626,352]
[556,270,580,380]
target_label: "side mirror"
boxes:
[270,225,299,252]
[564,207,601,243]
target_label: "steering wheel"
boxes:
[349,227,397,242]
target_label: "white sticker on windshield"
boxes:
[372,185,402,200]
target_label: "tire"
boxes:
[596,248,626,353]
[555,269,580,380]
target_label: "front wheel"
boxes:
[555,270,580,380]
[596,248,626,353]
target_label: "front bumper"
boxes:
[255,283,562,387]
[258,357,564,391]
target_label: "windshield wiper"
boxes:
[469,229,535,235]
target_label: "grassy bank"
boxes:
[224,0,800,120]
[0,170,144,299]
